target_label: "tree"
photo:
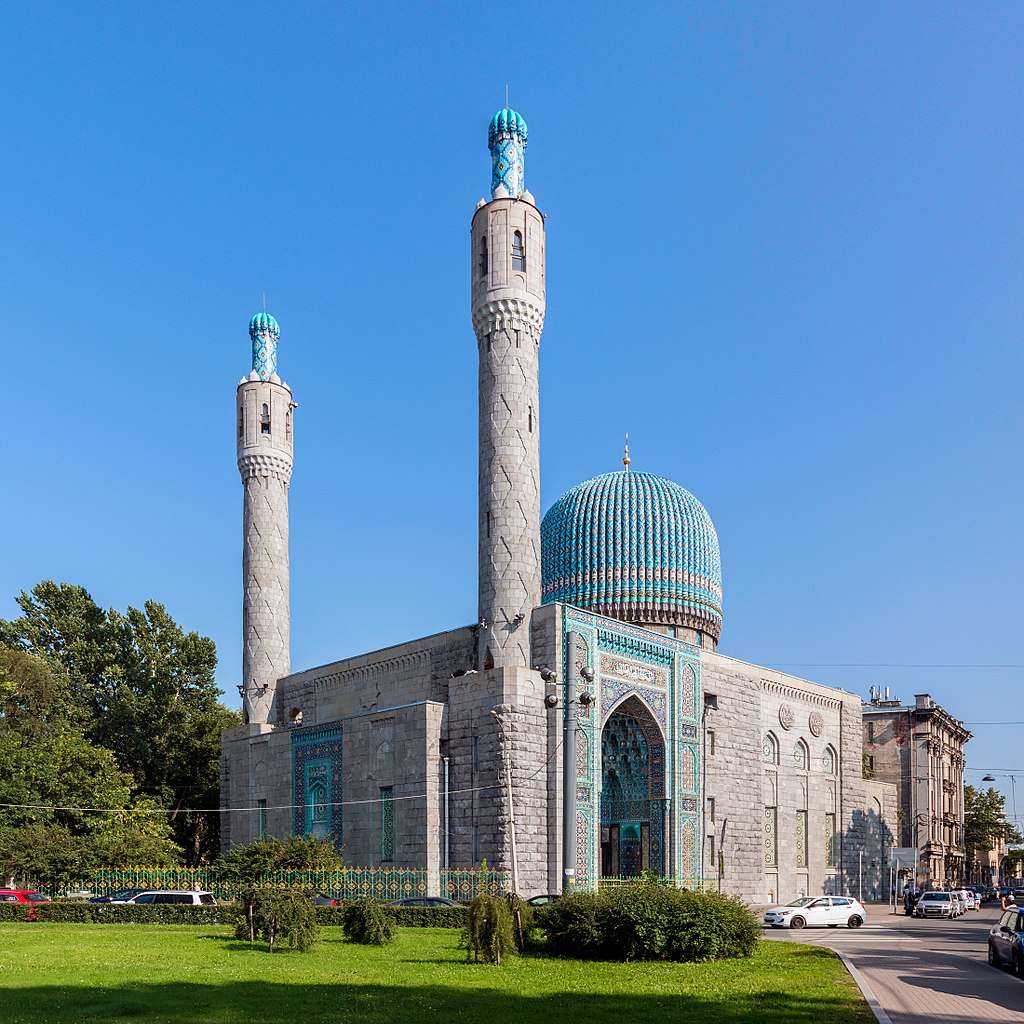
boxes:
[964,785,1019,853]
[216,835,344,880]
[0,582,240,862]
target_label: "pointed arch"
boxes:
[821,744,837,775]
[793,737,810,771]
[762,731,780,765]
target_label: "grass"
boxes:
[0,925,873,1024]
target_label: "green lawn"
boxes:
[0,925,872,1024]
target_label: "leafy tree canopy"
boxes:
[216,835,344,879]
[0,581,240,864]
[964,784,1022,853]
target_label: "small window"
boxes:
[479,234,488,278]
[380,786,395,862]
[793,740,809,771]
[285,409,292,441]
[486,509,491,538]
[238,410,244,439]
[257,799,267,836]
[707,797,715,822]
[512,230,525,271]
[528,405,533,433]
[695,629,703,648]
[822,745,837,775]
[260,403,271,434]
[762,733,779,765]
[707,729,715,756]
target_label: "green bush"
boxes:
[0,904,30,923]
[464,893,516,964]
[317,903,467,929]
[537,882,759,962]
[36,901,235,925]
[341,898,396,945]
[240,888,319,953]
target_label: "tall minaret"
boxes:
[237,312,295,724]
[471,108,546,669]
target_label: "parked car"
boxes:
[116,890,216,905]
[763,896,866,929]
[311,894,337,907]
[88,889,148,904]
[0,889,50,904]
[988,906,1024,977]
[526,894,561,907]
[389,897,459,907]
[971,885,997,904]
[915,891,955,918]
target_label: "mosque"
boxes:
[221,108,896,903]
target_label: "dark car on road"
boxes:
[389,897,459,907]
[88,889,148,904]
[988,906,1024,977]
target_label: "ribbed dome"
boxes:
[488,107,528,149]
[541,471,723,641]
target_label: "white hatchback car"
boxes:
[764,896,866,929]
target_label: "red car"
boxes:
[0,889,50,904]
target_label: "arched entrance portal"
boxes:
[600,696,666,878]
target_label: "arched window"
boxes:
[822,745,837,775]
[762,732,779,765]
[512,229,525,271]
[260,403,271,435]
[238,409,244,439]
[285,409,292,441]
[479,234,488,278]
[793,739,809,771]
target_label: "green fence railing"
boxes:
[84,866,508,903]
[597,876,720,892]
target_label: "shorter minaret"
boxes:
[237,312,295,724]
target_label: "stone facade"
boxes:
[237,371,294,725]
[471,194,545,670]
[863,692,971,886]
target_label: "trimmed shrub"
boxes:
[0,904,30,923]
[317,903,467,929]
[341,898,396,945]
[464,893,516,964]
[537,882,759,962]
[535,891,606,958]
[36,902,233,925]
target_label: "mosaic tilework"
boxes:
[542,471,724,641]
[488,107,527,198]
[292,725,342,846]
[563,607,702,887]
[249,312,279,382]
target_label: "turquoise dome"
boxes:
[541,471,723,641]
[248,312,279,341]
[488,107,528,149]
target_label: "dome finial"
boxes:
[622,433,631,471]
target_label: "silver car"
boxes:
[915,891,954,918]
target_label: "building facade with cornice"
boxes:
[862,692,971,886]
[220,106,895,904]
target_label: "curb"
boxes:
[837,950,893,1024]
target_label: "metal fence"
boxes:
[597,876,720,892]
[82,866,508,903]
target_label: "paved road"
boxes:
[763,904,1024,1023]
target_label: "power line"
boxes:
[765,663,1024,670]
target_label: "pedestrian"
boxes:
[999,889,1016,911]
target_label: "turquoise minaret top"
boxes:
[249,312,280,381]
[488,107,528,199]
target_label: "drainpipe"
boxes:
[442,755,450,872]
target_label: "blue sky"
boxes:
[3,4,1022,817]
